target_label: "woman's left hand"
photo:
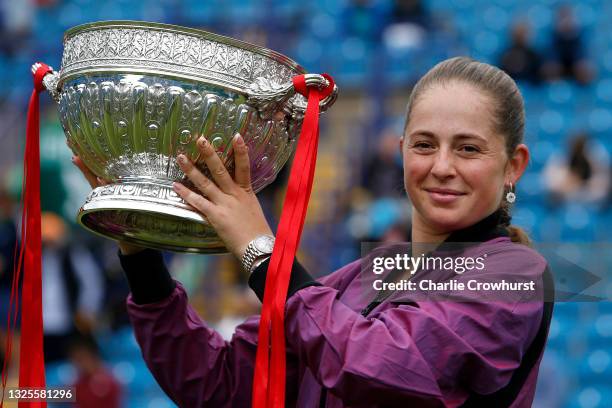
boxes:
[173,133,273,261]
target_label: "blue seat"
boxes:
[515,172,544,205]
[595,78,612,103]
[574,3,597,28]
[534,210,563,242]
[292,36,325,73]
[181,0,218,24]
[538,109,566,138]
[530,139,559,170]
[559,204,596,242]
[564,385,612,408]
[512,203,541,235]
[545,81,575,108]
[469,29,502,61]
[587,108,612,136]
[100,327,141,360]
[591,313,612,339]
[480,5,510,32]
[335,37,373,89]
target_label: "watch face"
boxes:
[254,235,275,253]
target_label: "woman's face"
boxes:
[402,81,523,235]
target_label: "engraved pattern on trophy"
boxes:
[59,76,295,194]
[85,182,191,209]
[113,79,136,175]
[144,83,166,177]
[173,89,203,178]
[61,84,107,177]
[82,82,116,172]
[60,25,301,95]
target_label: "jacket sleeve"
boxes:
[120,250,301,407]
[281,254,546,407]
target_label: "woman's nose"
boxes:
[430,149,457,180]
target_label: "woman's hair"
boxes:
[404,56,531,245]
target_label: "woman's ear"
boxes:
[507,143,530,184]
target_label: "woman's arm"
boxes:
[120,249,303,407]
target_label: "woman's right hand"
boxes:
[71,156,145,256]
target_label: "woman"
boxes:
[543,131,610,206]
[74,57,554,407]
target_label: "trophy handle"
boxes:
[247,73,338,120]
[31,63,61,102]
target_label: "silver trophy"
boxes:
[38,21,337,253]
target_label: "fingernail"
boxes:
[177,154,187,164]
[172,182,184,191]
[234,133,244,145]
[198,137,208,147]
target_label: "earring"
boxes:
[506,183,516,203]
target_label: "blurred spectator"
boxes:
[0,188,17,319]
[214,286,260,340]
[42,212,104,362]
[69,335,122,408]
[390,0,430,30]
[0,188,18,378]
[361,129,404,198]
[95,240,131,331]
[382,0,431,52]
[499,22,543,84]
[241,26,269,48]
[542,5,595,85]
[543,132,610,206]
[0,0,34,57]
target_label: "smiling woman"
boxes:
[401,58,530,244]
[74,57,554,408]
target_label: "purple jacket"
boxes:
[121,213,552,407]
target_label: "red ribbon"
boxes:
[1,63,50,408]
[252,74,334,408]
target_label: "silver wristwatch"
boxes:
[241,235,275,273]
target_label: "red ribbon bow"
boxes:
[1,62,50,408]
[252,74,335,408]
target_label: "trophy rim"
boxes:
[63,20,307,76]
[78,199,229,254]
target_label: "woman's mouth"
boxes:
[424,188,466,204]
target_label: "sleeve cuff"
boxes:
[248,257,321,302]
[118,248,176,305]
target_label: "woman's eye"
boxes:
[459,145,480,153]
[413,142,434,150]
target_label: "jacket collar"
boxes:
[409,208,509,245]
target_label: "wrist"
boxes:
[240,234,275,273]
[235,227,274,260]
[249,255,271,274]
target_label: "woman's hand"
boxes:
[71,156,145,256]
[173,133,273,261]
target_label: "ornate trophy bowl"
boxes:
[40,21,337,253]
